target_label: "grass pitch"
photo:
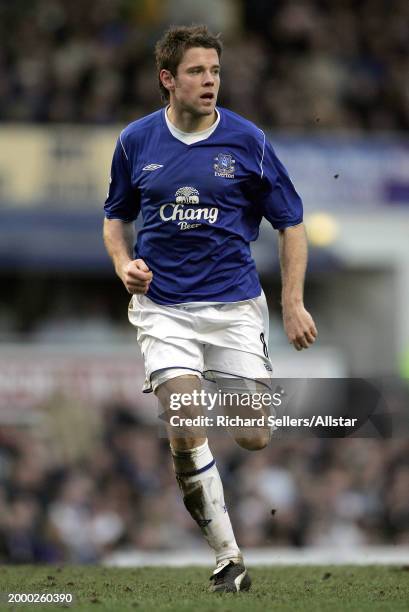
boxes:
[1,565,408,612]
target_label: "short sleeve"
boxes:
[256,136,303,230]
[104,135,140,222]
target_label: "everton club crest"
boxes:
[214,152,235,179]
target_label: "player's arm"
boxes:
[278,223,317,351]
[103,218,152,294]
[104,133,152,295]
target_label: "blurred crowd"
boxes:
[0,0,408,130]
[1,402,408,564]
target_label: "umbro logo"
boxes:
[142,163,163,171]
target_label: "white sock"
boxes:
[171,440,241,564]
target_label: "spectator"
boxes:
[1,402,408,563]
[0,0,408,130]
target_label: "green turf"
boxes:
[0,565,408,612]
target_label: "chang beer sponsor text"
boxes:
[159,186,219,231]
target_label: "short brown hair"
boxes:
[155,25,223,102]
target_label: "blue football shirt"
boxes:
[104,107,303,305]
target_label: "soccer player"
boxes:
[103,25,317,592]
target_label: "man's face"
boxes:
[166,47,220,116]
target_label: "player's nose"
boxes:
[202,71,215,85]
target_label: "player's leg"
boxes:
[129,296,251,591]
[154,371,251,592]
[155,373,242,560]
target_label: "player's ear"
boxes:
[160,69,175,94]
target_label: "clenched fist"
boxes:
[121,258,153,294]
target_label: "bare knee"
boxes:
[155,374,206,451]
[234,431,271,451]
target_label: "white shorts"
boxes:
[128,292,273,392]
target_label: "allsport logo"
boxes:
[159,186,219,231]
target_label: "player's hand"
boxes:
[121,258,153,294]
[282,302,318,351]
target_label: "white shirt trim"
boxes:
[119,130,129,160]
[258,129,266,179]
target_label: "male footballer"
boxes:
[103,25,317,592]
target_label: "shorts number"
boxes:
[260,332,269,358]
